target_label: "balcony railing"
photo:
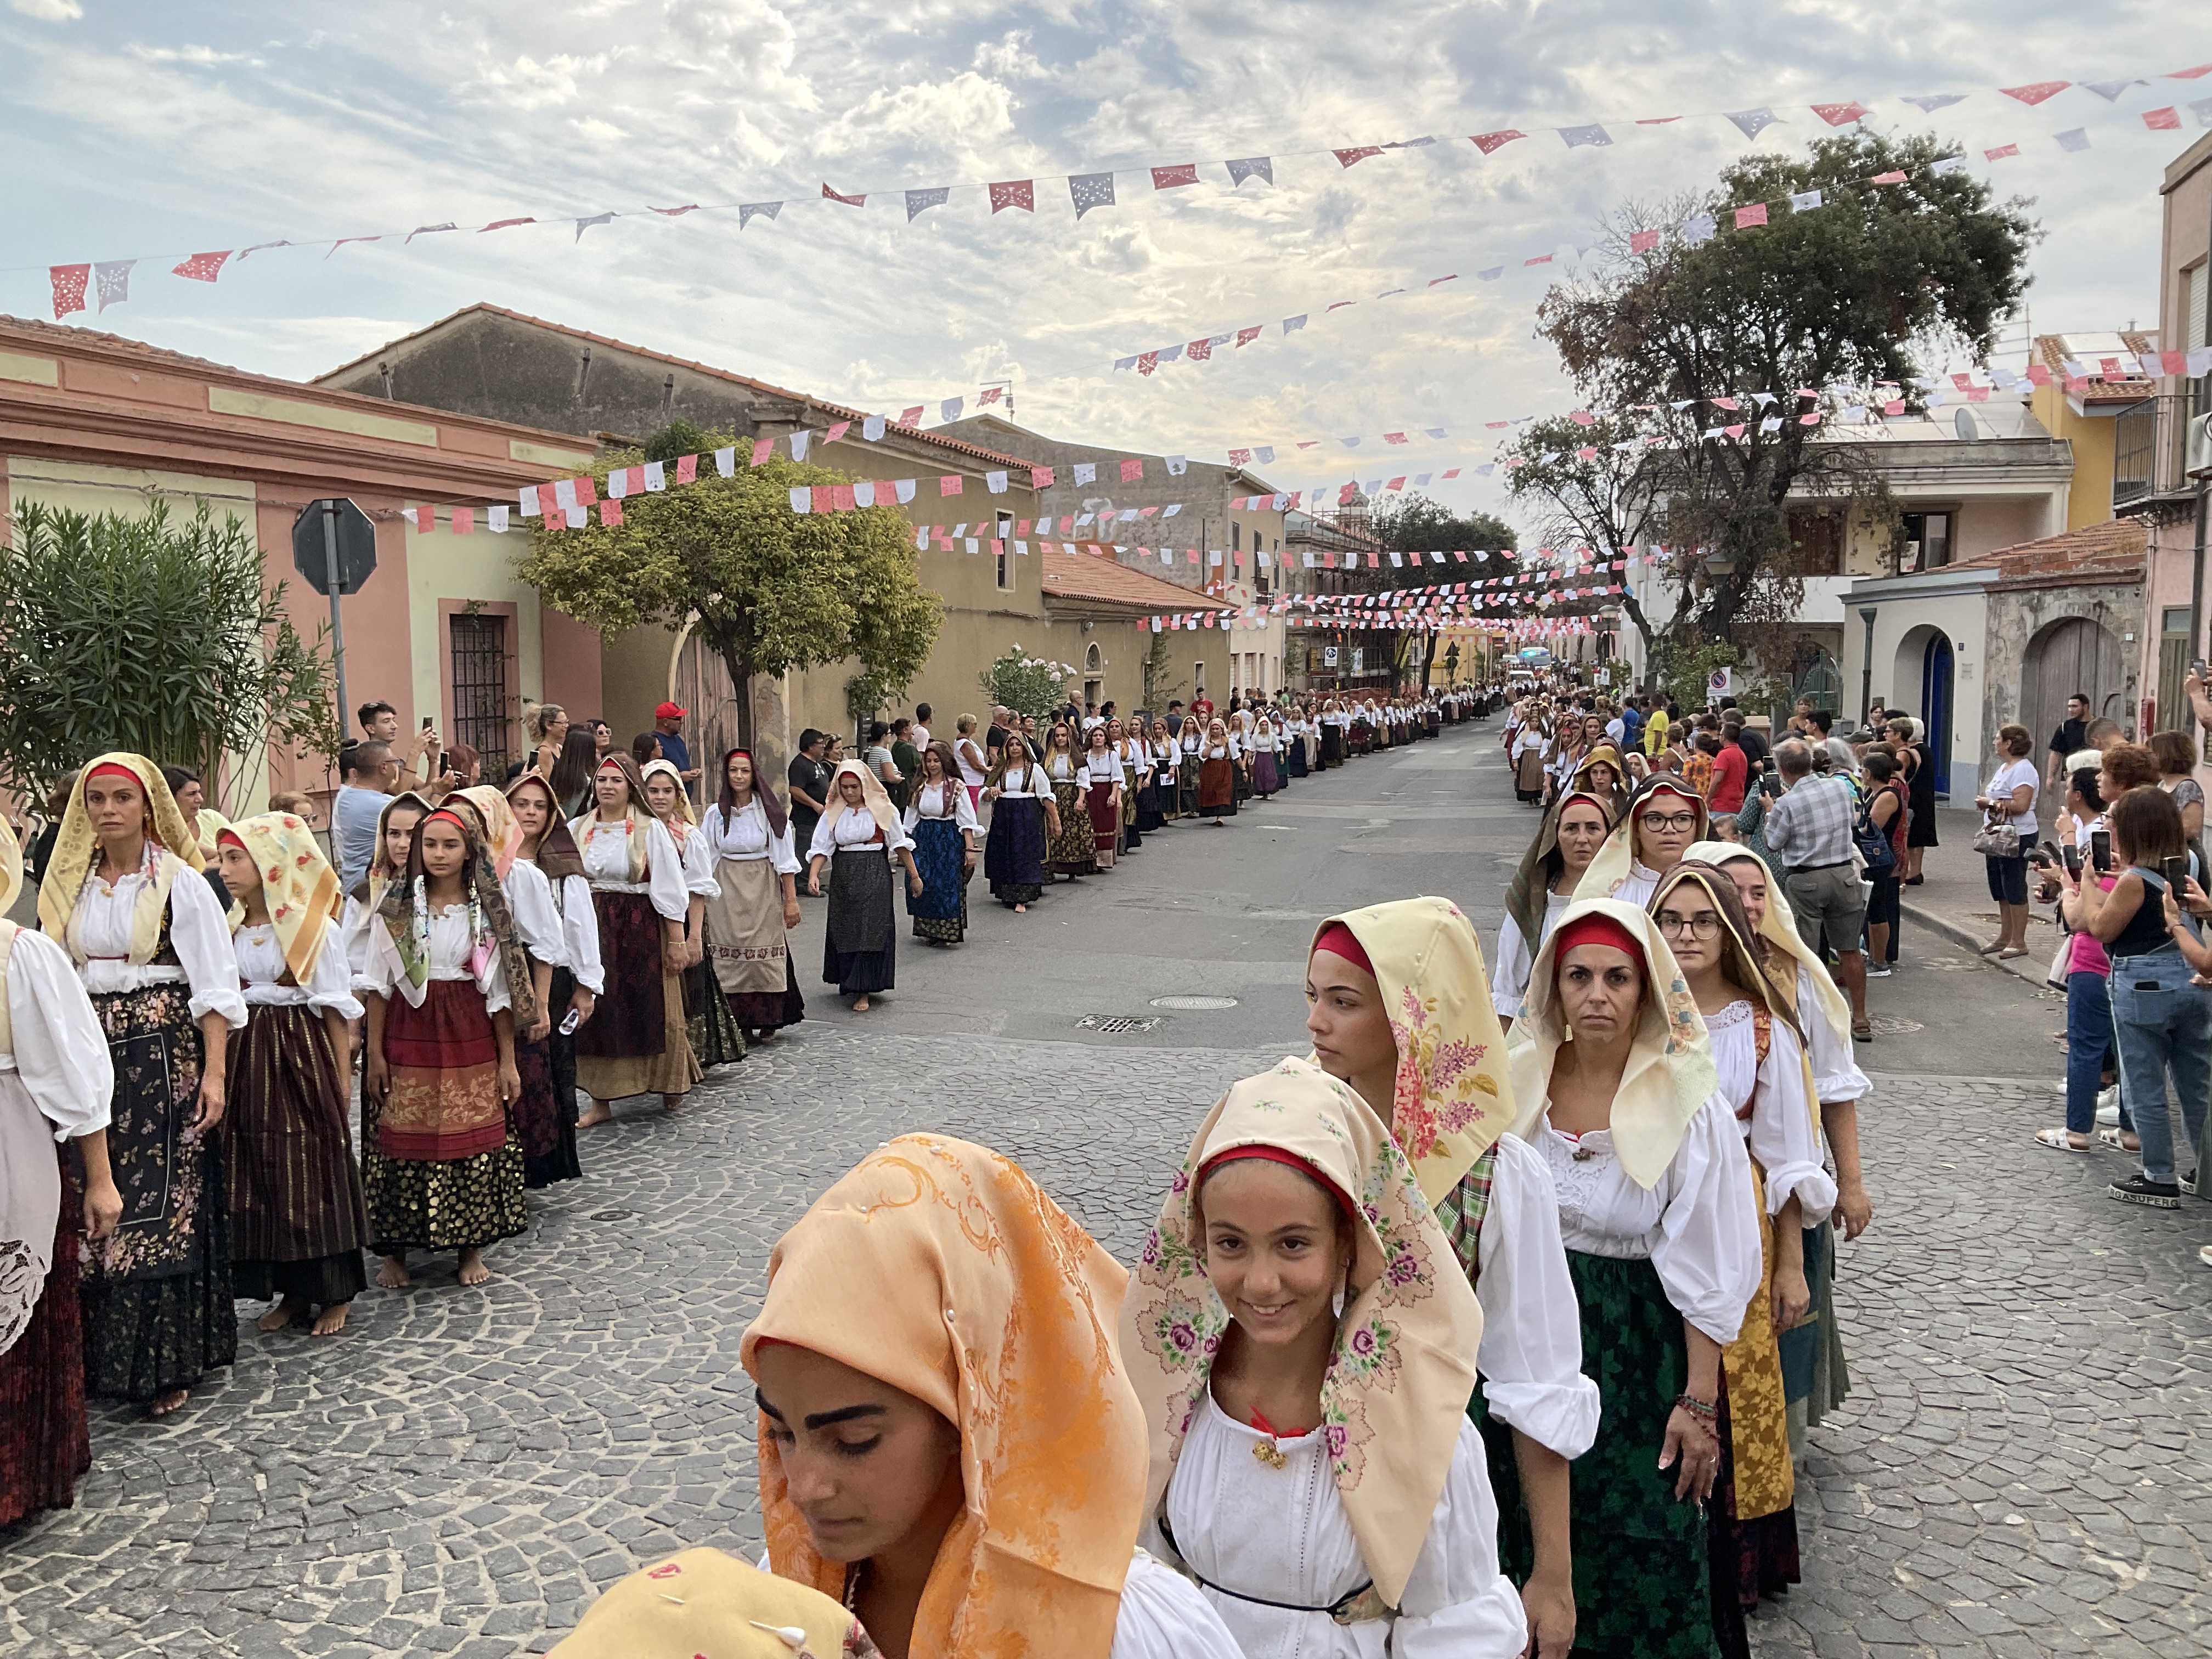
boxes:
[2113,389,2209,509]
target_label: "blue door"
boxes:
[1922,635,1954,796]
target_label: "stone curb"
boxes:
[1900,900,2056,990]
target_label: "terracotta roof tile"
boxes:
[1,313,249,376]
[1040,548,1235,611]
[1945,516,2146,577]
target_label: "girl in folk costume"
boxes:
[901,741,979,945]
[1146,718,1179,826]
[805,761,924,1012]
[742,1135,1240,1659]
[1689,842,1869,1453]
[552,1550,881,1659]
[1318,697,1346,770]
[569,755,696,1126]
[361,808,535,1289]
[213,814,368,1338]
[1499,899,1763,1659]
[40,755,245,1419]
[1129,720,1165,838]
[343,791,433,992]
[1285,706,1311,780]
[1249,716,1283,800]
[1575,773,1709,910]
[1042,723,1098,879]
[697,749,806,1043]
[1302,901,1599,1657]
[1177,715,1206,814]
[642,759,748,1073]
[1196,719,1241,827]
[504,773,601,1187]
[0,819,120,1526]
[1122,1059,1530,1655]
[1108,718,1144,853]
[1511,706,1550,805]
[1643,864,1830,1616]
[1080,723,1125,869]
[1569,743,1630,826]
[981,736,1056,913]
[1497,789,1620,1026]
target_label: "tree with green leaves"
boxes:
[517,424,943,755]
[1522,128,2032,664]
[0,500,340,810]
[977,647,1079,721]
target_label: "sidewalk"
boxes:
[1896,805,2061,989]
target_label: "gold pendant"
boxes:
[1251,1438,1288,1471]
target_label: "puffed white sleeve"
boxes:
[503,861,569,969]
[480,944,512,1015]
[1390,1420,1531,1657]
[1747,1020,1838,1220]
[560,874,605,994]
[953,786,980,834]
[1651,1094,1764,1346]
[768,821,802,877]
[6,928,115,1140]
[1798,964,1872,1104]
[806,811,839,865]
[1491,914,1534,1020]
[166,867,247,1029]
[901,799,922,832]
[341,894,376,993]
[1109,1550,1245,1659]
[359,922,402,1000]
[678,825,720,899]
[302,928,365,1020]
[1474,1135,1600,1460]
[883,817,915,856]
[641,820,690,922]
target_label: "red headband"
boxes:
[1197,1146,1358,1223]
[215,829,249,854]
[86,761,143,789]
[1641,781,1700,809]
[1558,791,1609,820]
[420,808,470,836]
[1553,912,1643,967]
[1311,922,1374,977]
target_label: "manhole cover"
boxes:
[1916,957,1978,970]
[1868,1015,1922,1035]
[1150,995,1239,1011]
[1075,1015,1164,1034]
[591,1210,635,1223]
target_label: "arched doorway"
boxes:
[2022,616,2125,753]
[1790,642,1841,718]
[1921,634,1954,795]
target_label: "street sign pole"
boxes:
[320,502,349,736]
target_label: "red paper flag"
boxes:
[49,263,89,318]
[1333,146,1384,167]
[2000,81,2070,105]
[2143,106,2182,130]
[534,484,558,518]
[1883,399,1905,415]
[826,420,850,442]
[1470,130,1525,154]
[1440,468,1460,480]
[1724,423,1745,438]
[1576,447,1599,460]
[822,183,866,206]
[2164,351,2190,375]
[989,179,1034,213]
[1365,552,1380,569]
[1711,396,1739,410]
[600,499,623,527]
[452,507,475,535]
[1871,170,1908,184]
[1629,229,1661,254]
[1150,163,1199,189]
[1811,101,1870,126]
[1984,143,2020,160]
[573,475,596,506]
[675,453,698,484]
[1798,412,1821,425]
[651,204,701,216]
[2025,364,2052,385]
[1967,388,1990,403]
[1386,476,1406,490]
[1384,432,1408,444]
[1121,458,1143,482]
[898,406,923,428]
[1228,448,1252,465]
[940,475,963,496]
[1031,466,1055,488]
[1187,338,1212,361]
[2170,62,2212,78]
[1734,202,1768,229]
[171,250,232,283]
[1137,352,1159,376]
[1235,326,1262,347]
[751,438,772,465]
[478,217,535,233]
[408,506,435,533]
[1570,410,1597,426]
[1525,253,1553,266]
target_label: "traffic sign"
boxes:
[292,498,377,597]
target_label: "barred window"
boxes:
[449,612,513,776]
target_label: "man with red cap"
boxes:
[653,701,700,798]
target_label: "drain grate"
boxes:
[1150,995,1239,1011]
[1076,1014,1164,1034]
[591,1209,635,1223]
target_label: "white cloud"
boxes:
[126,44,263,66]
[10,0,83,20]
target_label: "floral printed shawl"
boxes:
[741,1135,1144,1659]
[221,811,344,986]
[373,810,539,1030]
[1311,898,1518,1206]
[1121,1057,1482,1610]
[37,752,203,963]
[1574,774,1709,901]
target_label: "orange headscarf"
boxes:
[740,1135,1145,1659]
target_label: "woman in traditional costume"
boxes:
[1178,716,1206,813]
[901,742,978,945]
[697,750,805,1043]
[41,755,245,1419]
[213,812,368,1337]
[1570,743,1630,823]
[1498,789,1619,1026]
[1318,698,1346,770]
[1575,774,1709,910]
[1644,862,1831,1617]
[360,807,534,1289]
[1109,719,1144,853]
[1302,903,1600,1657]
[1043,724,1098,879]
[981,737,1054,913]
[642,759,747,1073]
[742,1133,1241,1659]
[1132,722,1167,837]
[505,773,600,1185]
[1081,724,1125,870]
[1122,1058,1528,1654]
[1197,719,1240,827]
[569,755,696,1126]
[805,762,923,1012]
[1285,706,1311,780]
[1250,716,1283,800]
[1147,718,1180,825]
[0,819,120,1523]
[1498,898,1763,1659]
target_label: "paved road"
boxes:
[3,725,2207,1658]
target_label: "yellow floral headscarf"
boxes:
[549,1549,877,1659]
[1683,840,1853,1041]
[454,785,524,879]
[1310,898,1517,1205]
[1574,774,1708,901]
[37,753,206,963]
[218,812,343,986]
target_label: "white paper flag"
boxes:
[789,431,811,461]
[854,481,877,507]
[714,446,737,477]
[1166,454,1188,475]
[553,478,578,510]
[895,478,917,504]
[1074,462,1096,484]
[518,486,542,517]
[644,460,667,492]
[863,415,885,441]
[789,487,812,512]
[1163,504,1182,517]
[986,470,1008,493]
[565,505,586,528]
[488,505,510,533]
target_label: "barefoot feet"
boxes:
[457,1248,492,1288]
[312,1301,352,1337]
[577,1101,614,1128]
[148,1387,189,1419]
[376,1254,413,1289]
[852,995,872,1012]
[257,1296,308,1333]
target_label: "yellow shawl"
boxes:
[1312,898,1517,1205]
[37,753,205,964]
[1574,774,1707,901]
[1683,839,1854,1042]
[1505,896,1717,1188]
[1121,1058,1481,1610]
[0,814,20,916]
[549,1549,875,1659]
[640,758,699,827]
[824,759,902,843]
[220,812,343,986]
[741,1135,1143,1659]
[455,785,524,879]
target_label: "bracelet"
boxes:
[1674,1392,1718,1423]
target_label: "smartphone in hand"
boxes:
[2090,828,2113,874]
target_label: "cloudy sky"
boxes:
[4,0,2205,526]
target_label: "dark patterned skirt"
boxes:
[824,847,896,994]
[1287,736,1310,777]
[0,1150,88,1527]
[363,985,527,1256]
[515,966,583,1189]
[1479,1251,1748,1659]
[682,940,748,1070]
[1178,754,1202,813]
[1320,726,1345,768]
[1781,1218,1849,1452]
[224,1002,367,1308]
[575,890,665,1060]
[1046,779,1096,876]
[986,795,1048,905]
[908,817,969,943]
[1135,777,1164,833]
[81,985,236,1404]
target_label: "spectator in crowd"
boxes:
[652,701,698,794]
[1709,720,1750,816]
[630,732,662,769]
[589,719,613,758]
[1763,737,1871,1039]
[1861,749,1908,976]
[2149,729,2205,873]
[1684,730,1719,800]
[331,740,398,894]
[910,703,934,751]
[2036,767,2116,1155]
[526,704,568,780]
[1972,724,2041,961]
[985,706,1012,759]
[1640,695,1670,758]
[1805,709,1857,775]
[2047,692,2090,794]
[888,718,921,812]
[2067,716,2124,780]
[1165,699,1186,738]
[357,698,440,786]
[786,729,832,867]
[864,720,902,802]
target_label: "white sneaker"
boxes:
[2096,1087,2120,1127]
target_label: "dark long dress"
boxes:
[907,816,969,943]
[515,965,583,1189]
[225,1001,368,1308]
[1906,742,1939,848]
[985,794,1047,906]
[823,843,898,993]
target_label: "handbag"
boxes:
[1855,788,1899,877]
[1971,810,2020,859]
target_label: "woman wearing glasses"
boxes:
[1577,774,1709,910]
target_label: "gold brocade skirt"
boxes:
[1722,1162,1795,1521]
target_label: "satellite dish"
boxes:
[1954,408,1981,442]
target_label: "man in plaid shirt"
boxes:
[1763,738,1870,1039]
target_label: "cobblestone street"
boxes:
[3,737,2208,1657]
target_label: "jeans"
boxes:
[2108,944,2212,1183]
[2064,970,2115,1137]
